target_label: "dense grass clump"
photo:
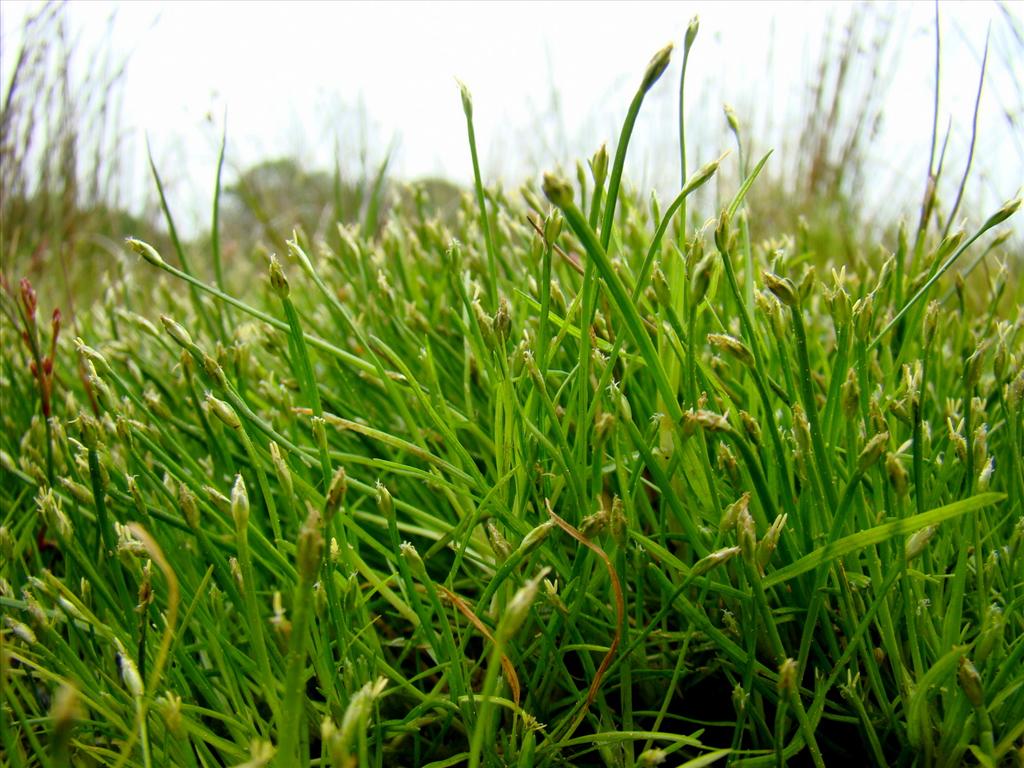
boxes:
[2,27,1023,768]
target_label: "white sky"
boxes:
[2,1,1021,235]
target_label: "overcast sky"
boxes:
[2,1,1021,234]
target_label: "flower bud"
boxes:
[797,266,816,303]
[160,315,194,349]
[905,524,938,562]
[117,646,145,698]
[499,568,548,641]
[777,658,798,695]
[684,15,699,50]
[976,604,1004,663]
[708,333,754,368]
[494,297,511,343]
[269,441,293,499]
[170,483,197,531]
[886,453,909,497]
[739,410,761,446]
[721,492,750,533]
[296,507,325,583]
[400,541,428,580]
[957,656,984,707]
[457,79,473,119]
[737,506,757,565]
[640,43,673,93]
[156,692,183,738]
[981,197,1021,230]
[125,237,165,267]
[517,518,555,559]
[723,104,740,136]
[857,432,889,473]
[542,173,575,209]
[690,252,715,305]
[691,546,740,577]
[268,256,290,298]
[589,144,609,188]
[231,475,249,531]
[4,615,37,645]
[325,466,347,519]
[763,271,798,307]
[375,481,394,520]
[853,294,874,340]
[966,342,989,390]
[206,393,241,430]
[757,513,787,572]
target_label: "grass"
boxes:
[2,13,1024,768]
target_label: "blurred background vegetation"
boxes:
[2,2,1021,318]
